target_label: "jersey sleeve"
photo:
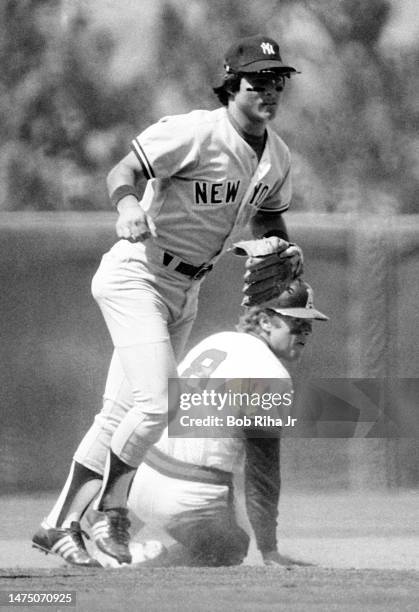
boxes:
[241,369,286,552]
[243,436,280,553]
[131,114,199,180]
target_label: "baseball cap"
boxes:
[224,34,298,74]
[264,279,329,321]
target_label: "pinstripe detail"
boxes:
[131,138,155,179]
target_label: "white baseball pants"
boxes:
[74,239,201,471]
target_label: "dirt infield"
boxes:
[1,491,418,610]
[0,567,418,612]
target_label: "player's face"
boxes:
[268,315,312,362]
[233,72,285,125]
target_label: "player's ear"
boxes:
[225,74,241,98]
[224,85,236,102]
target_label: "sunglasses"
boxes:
[244,72,287,92]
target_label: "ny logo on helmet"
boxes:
[260,42,275,55]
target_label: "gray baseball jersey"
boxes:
[131,107,292,265]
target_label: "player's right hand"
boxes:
[262,550,314,567]
[116,198,156,242]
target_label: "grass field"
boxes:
[1,490,418,611]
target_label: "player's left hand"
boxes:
[230,236,304,306]
[280,243,304,277]
[262,549,314,568]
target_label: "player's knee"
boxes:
[111,411,166,465]
[94,397,129,429]
[193,531,249,566]
[225,527,250,565]
[133,411,166,442]
[211,525,249,566]
[168,519,250,567]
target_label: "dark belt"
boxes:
[163,252,213,280]
[144,447,233,487]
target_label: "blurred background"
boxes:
[0,0,418,493]
[0,0,418,213]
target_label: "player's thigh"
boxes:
[92,245,187,413]
[128,467,230,522]
[94,271,177,413]
[168,283,200,361]
[127,465,197,526]
[93,280,171,349]
[169,314,197,362]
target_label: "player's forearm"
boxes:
[106,152,146,211]
[250,211,289,241]
[107,161,137,194]
[106,153,153,239]
[244,436,280,553]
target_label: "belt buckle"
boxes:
[193,264,212,280]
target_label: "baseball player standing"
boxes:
[32,34,304,566]
[122,279,328,568]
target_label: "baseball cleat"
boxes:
[32,521,102,567]
[87,507,132,565]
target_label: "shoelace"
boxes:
[68,523,90,549]
[108,513,130,545]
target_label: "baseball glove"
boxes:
[230,236,304,306]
